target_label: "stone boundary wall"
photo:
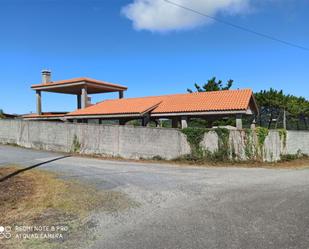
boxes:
[0,120,190,160]
[0,120,308,162]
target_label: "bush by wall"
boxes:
[181,127,303,162]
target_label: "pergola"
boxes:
[31,70,127,115]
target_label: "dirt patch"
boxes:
[0,167,35,224]
[0,166,136,249]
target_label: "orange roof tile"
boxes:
[67,89,254,117]
[152,89,253,114]
[68,97,162,116]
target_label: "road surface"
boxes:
[1,145,309,249]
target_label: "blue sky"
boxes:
[0,0,308,114]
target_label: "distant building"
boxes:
[0,111,18,119]
[23,71,258,129]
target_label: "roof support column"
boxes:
[119,91,124,99]
[172,117,179,128]
[181,116,188,129]
[142,118,147,127]
[236,114,243,129]
[77,94,82,109]
[81,87,88,109]
[142,114,150,127]
[36,90,42,115]
[251,117,256,129]
[155,119,161,128]
[119,119,127,125]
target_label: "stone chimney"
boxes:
[41,70,51,84]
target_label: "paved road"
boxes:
[1,145,309,249]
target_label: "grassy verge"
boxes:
[0,166,136,249]
[168,155,309,169]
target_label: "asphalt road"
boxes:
[1,145,309,249]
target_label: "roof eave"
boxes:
[23,117,65,121]
[65,113,143,119]
[31,79,127,92]
[250,94,260,115]
[150,110,249,117]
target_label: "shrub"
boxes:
[181,127,209,159]
[71,135,81,153]
[255,127,269,151]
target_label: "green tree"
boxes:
[285,95,309,130]
[187,77,233,93]
[255,89,309,130]
[255,88,286,129]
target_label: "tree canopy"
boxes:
[255,88,309,130]
[187,77,233,93]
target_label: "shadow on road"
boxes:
[0,155,71,182]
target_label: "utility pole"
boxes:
[283,109,287,130]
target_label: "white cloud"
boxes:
[122,0,252,32]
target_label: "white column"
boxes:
[181,116,188,129]
[236,114,243,129]
[81,87,88,109]
[251,117,256,129]
[36,90,42,115]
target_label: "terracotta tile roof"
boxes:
[31,77,127,90]
[152,89,253,113]
[68,97,162,116]
[67,89,254,117]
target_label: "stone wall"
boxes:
[286,131,309,155]
[0,120,190,160]
[0,120,308,162]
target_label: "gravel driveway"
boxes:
[1,145,309,249]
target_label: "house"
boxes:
[23,71,258,129]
